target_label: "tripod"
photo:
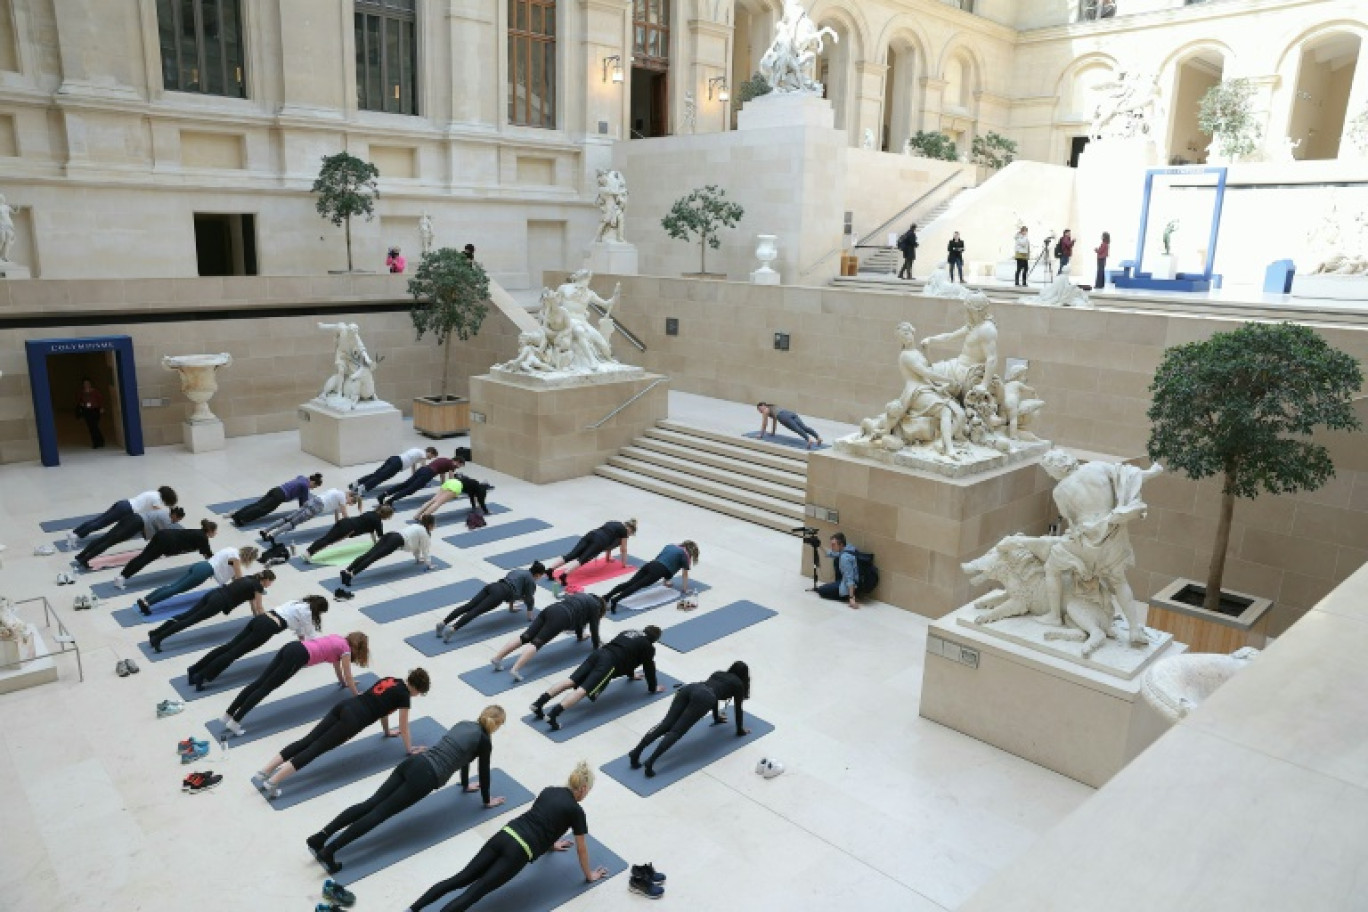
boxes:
[1030,240,1055,286]
[793,527,823,590]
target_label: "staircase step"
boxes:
[594,466,800,532]
[633,436,806,488]
[656,420,811,466]
[619,446,804,501]
[608,454,805,517]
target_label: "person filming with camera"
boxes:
[815,532,861,610]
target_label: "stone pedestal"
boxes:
[0,630,58,694]
[471,370,668,484]
[298,400,403,467]
[737,92,835,130]
[920,604,1187,788]
[183,419,225,453]
[1291,274,1368,301]
[802,448,1055,618]
[587,241,639,276]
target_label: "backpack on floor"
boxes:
[261,543,292,567]
[852,550,880,595]
[466,510,487,530]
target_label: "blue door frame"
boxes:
[25,335,144,467]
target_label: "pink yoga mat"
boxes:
[88,550,138,570]
[563,556,634,593]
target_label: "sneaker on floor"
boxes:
[124,658,140,675]
[629,874,665,899]
[334,588,354,602]
[115,659,130,677]
[65,531,77,550]
[315,904,342,912]
[322,879,356,908]
[435,622,447,639]
[178,735,200,753]
[157,700,185,719]
[178,738,208,756]
[114,575,126,590]
[186,772,223,794]
[73,595,89,610]
[632,863,667,884]
[181,742,209,764]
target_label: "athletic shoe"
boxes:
[223,717,245,737]
[490,657,503,672]
[156,700,184,719]
[265,784,283,800]
[137,597,150,615]
[73,595,89,610]
[632,863,667,884]
[529,699,545,720]
[185,772,222,794]
[628,749,642,770]
[322,879,355,907]
[250,772,269,794]
[435,622,447,639]
[510,668,523,683]
[115,659,130,677]
[334,588,354,602]
[629,874,665,899]
[65,531,77,550]
[73,558,91,572]
[545,705,562,731]
[181,741,210,764]
[182,770,212,791]
[34,543,56,556]
[178,739,208,758]
[124,658,140,675]
[339,570,354,587]
[113,575,126,590]
[56,572,74,586]
[148,634,162,653]
[442,625,459,644]
[315,904,342,912]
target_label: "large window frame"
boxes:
[1080,1,1117,20]
[355,0,420,116]
[632,0,669,72]
[508,0,557,129]
[157,0,247,98]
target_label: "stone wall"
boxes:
[605,274,1368,635]
[0,276,521,463]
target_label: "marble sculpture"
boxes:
[0,194,19,264]
[1140,647,1260,723]
[419,212,435,255]
[1029,274,1093,307]
[759,0,838,95]
[1307,208,1368,276]
[495,269,624,376]
[1089,71,1166,151]
[317,322,379,410]
[593,169,629,244]
[862,128,876,150]
[922,264,989,300]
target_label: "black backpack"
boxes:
[1053,240,1064,258]
[847,550,880,595]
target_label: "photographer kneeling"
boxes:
[816,532,861,610]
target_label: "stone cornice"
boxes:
[1016,0,1327,45]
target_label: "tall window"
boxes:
[157,0,246,97]
[632,0,669,70]
[356,0,419,115]
[509,0,556,128]
[1080,0,1117,19]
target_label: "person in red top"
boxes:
[1056,228,1075,274]
[76,377,105,448]
[1095,231,1111,289]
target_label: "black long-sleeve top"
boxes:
[604,629,657,692]
[563,592,603,648]
[705,670,747,735]
[151,528,213,558]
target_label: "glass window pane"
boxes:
[515,0,526,32]
[221,0,244,95]
[544,2,555,37]
[634,25,645,56]
[386,18,401,112]
[180,0,200,90]
[402,20,416,114]
[367,15,382,111]
[158,0,179,90]
[203,0,223,95]
[354,12,367,107]
[661,0,669,26]
[544,41,555,126]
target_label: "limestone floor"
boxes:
[0,401,1089,912]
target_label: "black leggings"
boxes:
[74,499,132,539]
[442,581,513,628]
[520,603,571,648]
[321,754,438,858]
[280,701,370,771]
[605,561,669,607]
[149,590,222,645]
[120,537,180,580]
[308,516,368,556]
[1014,257,1029,285]
[562,531,613,566]
[380,467,435,505]
[75,513,143,564]
[233,486,289,525]
[226,640,310,722]
[356,456,403,492]
[632,683,714,768]
[189,613,283,683]
[346,532,404,576]
[411,830,528,912]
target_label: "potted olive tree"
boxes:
[1197,78,1261,164]
[313,152,380,273]
[407,248,490,437]
[1146,322,1361,648]
[661,185,744,277]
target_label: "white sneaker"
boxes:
[225,718,245,737]
[65,531,77,549]
[114,575,126,590]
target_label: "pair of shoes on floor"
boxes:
[322,879,355,908]
[65,531,78,550]
[157,699,185,719]
[55,571,76,586]
[34,543,56,556]
[73,594,99,610]
[333,587,354,601]
[182,770,223,794]
[180,738,210,763]
[630,862,667,898]
[115,658,140,677]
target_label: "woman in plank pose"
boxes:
[628,661,751,778]
[604,541,698,613]
[259,486,356,544]
[530,626,664,731]
[304,505,394,559]
[542,519,636,593]
[351,446,433,496]
[436,563,545,643]
[73,505,184,571]
[68,485,178,545]
[219,630,369,736]
[231,473,322,526]
[187,594,328,690]
[115,519,217,589]
[135,545,258,615]
[756,402,823,449]
[147,568,275,653]
[489,593,605,682]
[376,451,464,507]
[338,514,435,588]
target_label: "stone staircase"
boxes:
[857,188,967,274]
[594,420,808,532]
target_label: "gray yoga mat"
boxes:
[743,430,829,450]
[443,517,552,549]
[405,605,533,659]
[458,636,597,696]
[264,716,447,811]
[315,556,452,592]
[203,673,381,747]
[660,600,777,653]
[40,513,102,533]
[90,562,201,599]
[600,713,776,797]
[318,769,536,883]
[169,651,274,702]
[360,578,485,624]
[110,589,203,628]
[206,496,291,528]
[613,580,712,614]
[484,536,582,570]
[136,615,243,659]
[520,671,682,743]
[417,834,626,912]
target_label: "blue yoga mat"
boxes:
[203,673,381,747]
[136,615,244,659]
[443,517,553,549]
[319,769,536,884]
[521,671,682,743]
[661,600,777,653]
[39,513,102,533]
[614,581,712,614]
[484,537,582,570]
[405,605,533,659]
[316,556,452,593]
[264,716,447,811]
[601,713,776,797]
[110,590,204,628]
[169,651,274,702]
[360,579,485,624]
[417,834,626,912]
[458,636,597,696]
[743,430,829,450]
[206,496,293,528]
[90,562,201,599]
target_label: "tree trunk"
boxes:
[699,234,707,274]
[439,333,452,401]
[1204,483,1236,612]
[344,216,353,272]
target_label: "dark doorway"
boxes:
[194,213,258,276]
[630,68,669,138]
[26,335,144,467]
[1068,136,1090,168]
[47,351,125,455]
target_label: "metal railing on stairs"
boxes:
[586,378,668,429]
[588,301,646,352]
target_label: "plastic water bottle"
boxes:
[218,730,230,761]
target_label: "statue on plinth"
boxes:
[850,323,964,457]
[1029,274,1093,308]
[419,212,435,255]
[758,0,838,95]
[682,92,697,134]
[862,128,876,150]
[318,322,379,410]
[1306,208,1368,277]
[1089,71,1166,151]
[0,596,36,662]
[593,170,629,244]
[923,265,990,302]
[0,194,21,265]
[495,269,625,377]
[920,296,998,398]
[162,353,233,424]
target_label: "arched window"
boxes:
[509,0,557,128]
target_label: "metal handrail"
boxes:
[585,377,667,429]
[588,301,646,352]
[2,596,84,682]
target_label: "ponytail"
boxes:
[169,507,186,522]
[478,705,507,734]
[303,594,329,630]
[567,760,595,794]
[200,519,218,536]
[158,485,179,507]
[623,518,638,535]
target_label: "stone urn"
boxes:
[751,234,780,285]
[162,353,232,423]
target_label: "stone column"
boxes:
[853,60,888,149]
[163,353,232,453]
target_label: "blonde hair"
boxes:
[479,705,507,733]
[238,545,259,565]
[623,519,638,535]
[681,540,700,564]
[568,760,595,794]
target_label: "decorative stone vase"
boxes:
[751,234,780,285]
[162,353,232,423]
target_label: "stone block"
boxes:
[182,419,224,453]
[298,400,403,467]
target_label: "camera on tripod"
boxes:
[791,526,825,588]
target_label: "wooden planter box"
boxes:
[412,396,469,439]
[1147,578,1273,653]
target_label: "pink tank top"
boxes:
[303,633,350,667]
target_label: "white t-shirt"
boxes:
[128,490,161,512]
[273,600,320,639]
[208,548,239,585]
[399,524,431,562]
[399,448,427,470]
[317,488,348,514]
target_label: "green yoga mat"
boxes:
[290,538,372,569]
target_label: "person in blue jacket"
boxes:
[815,532,860,609]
